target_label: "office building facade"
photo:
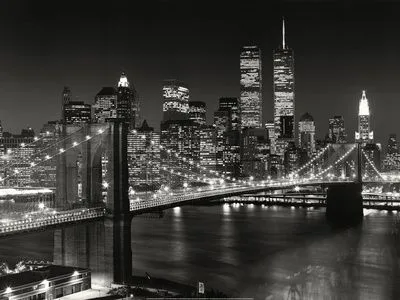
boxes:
[93,87,117,123]
[162,80,190,121]
[240,46,262,128]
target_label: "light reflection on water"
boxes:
[131,205,400,299]
[0,204,398,299]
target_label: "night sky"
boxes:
[0,0,400,146]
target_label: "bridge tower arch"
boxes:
[54,120,132,287]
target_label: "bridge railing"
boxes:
[0,207,106,235]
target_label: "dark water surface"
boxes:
[1,204,400,299]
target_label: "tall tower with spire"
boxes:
[273,17,295,156]
[355,90,373,144]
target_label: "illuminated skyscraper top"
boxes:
[118,73,130,88]
[116,72,139,129]
[358,90,370,116]
[162,80,190,121]
[355,90,373,144]
[240,46,262,129]
[273,18,295,144]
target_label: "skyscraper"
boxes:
[265,121,275,146]
[387,134,398,155]
[298,112,316,157]
[162,80,190,121]
[160,119,199,187]
[61,87,72,122]
[219,97,241,131]
[199,126,216,171]
[328,116,347,143]
[241,128,269,179]
[189,101,206,125]
[214,110,230,172]
[1,128,36,186]
[240,46,262,129]
[93,87,117,123]
[273,19,295,141]
[34,121,62,187]
[127,120,160,188]
[383,134,400,172]
[355,90,373,144]
[214,97,241,176]
[117,72,138,129]
[284,141,300,175]
[63,101,91,125]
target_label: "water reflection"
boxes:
[173,206,181,216]
[222,203,230,215]
[0,205,399,299]
[132,205,400,299]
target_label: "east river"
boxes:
[1,204,400,299]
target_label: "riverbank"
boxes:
[131,275,196,296]
[98,276,230,299]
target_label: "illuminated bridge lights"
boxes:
[0,208,106,235]
[290,144,331,177]
[362,149,384,180]
[0,126,108,184]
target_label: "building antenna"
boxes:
[282,17,286,49]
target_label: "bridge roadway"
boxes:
[128,178,356,213]
[0,178,329,236]
[0,178,396,237]
[0,207,105,237]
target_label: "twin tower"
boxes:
[240,19,295,156]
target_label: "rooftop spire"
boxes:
[359,90,370,116]
[282,17,286,49]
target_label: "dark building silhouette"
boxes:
[298,112,316,158]
[64,101,91,125]
[117,73,139,129]
[328,115,347,143]
[61,86,72,122]
[241,128,269,179]
[93,87,117,123]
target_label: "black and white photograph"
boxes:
[0,0,400,299]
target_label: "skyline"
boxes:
[0,1,399,145]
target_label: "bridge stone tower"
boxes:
[326,143,363,225]
[54,120,132,287]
